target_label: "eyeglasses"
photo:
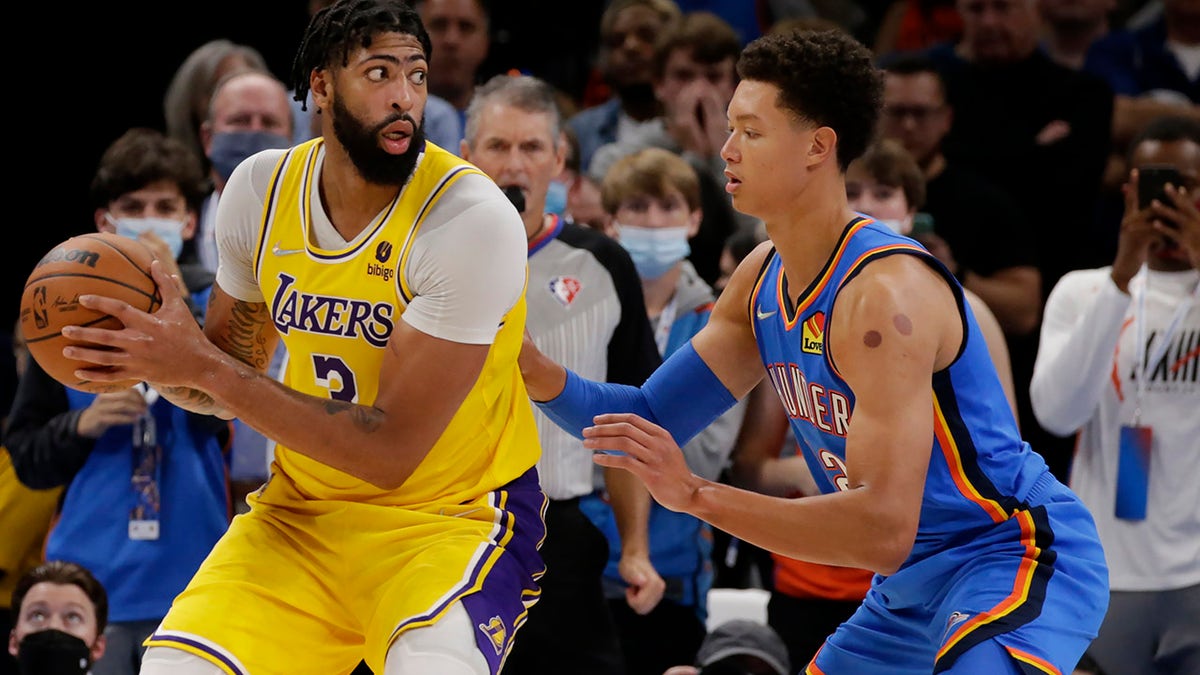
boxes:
[882,104,944,123]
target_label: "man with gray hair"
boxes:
[461,73,665,675]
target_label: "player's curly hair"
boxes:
[737,30,882,171]
[291,0,433,111]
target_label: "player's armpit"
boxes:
[692,241,774,399]
[827,255,962,572]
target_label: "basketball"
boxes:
[20,232,162,394]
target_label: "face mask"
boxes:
[106,213,186,259]
[209,130,292,182]
[875,216,912,234]
[544,180,568,216]
[617,223,691,280]
[18,629,92,675]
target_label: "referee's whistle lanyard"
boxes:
[1131,267,1200,425]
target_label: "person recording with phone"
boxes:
[1030,114,1200,675]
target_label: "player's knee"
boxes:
[382,604,490,675]
[139,646,228,675]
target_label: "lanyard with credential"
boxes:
[1132,271,1200,424]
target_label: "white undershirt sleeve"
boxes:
[400,176,527,345]
[1030,268,1134,436]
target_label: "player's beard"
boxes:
[332,97,426,187]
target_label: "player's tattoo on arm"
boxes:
[225,300,274,370]
[864,330,882,348]
[157,385,227,417]
[321,399,385,432]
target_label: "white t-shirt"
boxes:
[1031,266,1200,591]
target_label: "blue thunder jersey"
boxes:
[749,217,1052,566]
[252,139,541,506]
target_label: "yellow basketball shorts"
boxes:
[145,467,547,675]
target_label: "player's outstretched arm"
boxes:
[591,254,959,575]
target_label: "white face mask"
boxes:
[105,213,186,259]
[615,223,692,279]
[875,215,913,235]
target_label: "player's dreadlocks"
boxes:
[291,0,433,111]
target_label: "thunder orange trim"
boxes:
[780,219,873,330]
[804,645,828,675]
[932,395,1009,523]
[1007,646,1062,674]
[937,510,1041,661]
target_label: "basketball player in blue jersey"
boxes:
[518,30,1109,675]
[57,1,545,673]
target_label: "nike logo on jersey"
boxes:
[755,305,777,320]
[272,241,305,256]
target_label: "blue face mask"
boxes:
[544,179,568,216]
[209,130,292,182]
[617,223,691,280]
[107,214,186,259]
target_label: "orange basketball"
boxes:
[20,232,162,393]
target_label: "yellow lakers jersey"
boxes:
[253,139,540,506]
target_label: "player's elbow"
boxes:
[862,512,917,575]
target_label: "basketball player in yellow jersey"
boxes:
[58,1,546,673]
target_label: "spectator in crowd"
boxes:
[162,39,270,172]
[662,619,791,675]
[1031,114,1200,675]
[0,319,61,675]
[845,136,1019,413]
[569,0,683,171]
[1038,0,1116,70]
[460,72,665,675]
[7,561,108,675]
[415,0,491,141]
[877,53,1040,340]
[586,147,749,674]
[589,10,751,286]
[1082,0,1200,276]
[873,0,964,58]
[3,128,231,675]
[920,0,1115,480]
[558,127,616,234]
[1085,0,1200,149]
[196,70,294,273]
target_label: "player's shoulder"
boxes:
[838,252,952,317]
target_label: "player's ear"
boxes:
[808,126,837,168]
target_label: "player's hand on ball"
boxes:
[62,260,211,389]
[586,413,703,515]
